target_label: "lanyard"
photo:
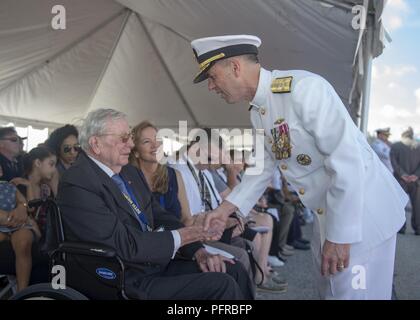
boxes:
[121,179,151,231]
[187,160,219,212]
[186,160,208,211]
[215,169,228,186]
[202,172,221,207]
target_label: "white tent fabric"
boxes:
[0,0,386,130]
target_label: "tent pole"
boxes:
[136,14,199,127]
[360,16,374,134]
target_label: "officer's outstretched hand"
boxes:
[191,201,238,241]
[192,212,224,241]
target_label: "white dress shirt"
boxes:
[170,154,222,215]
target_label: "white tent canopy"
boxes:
[0,0,386,130]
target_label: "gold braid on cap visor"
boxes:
[198,53,226,71]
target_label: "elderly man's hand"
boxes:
[177,225,207,246]
[178,223,224,246]
[321,240,351,276]
[194,248,235,273]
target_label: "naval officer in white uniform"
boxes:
[371,128,394,173]
[190,35,408,299]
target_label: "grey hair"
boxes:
[402,127,414,139]
[79,108,127,152]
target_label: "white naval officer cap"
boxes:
[191,35,262,83]
[375,127,391,135]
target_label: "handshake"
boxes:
[177,208,232,246]
[177,201,238,247]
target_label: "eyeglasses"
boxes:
[0,137,19,143]
[63,144,81,154]
[98,132,133,144]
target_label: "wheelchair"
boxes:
[11,199,132,300]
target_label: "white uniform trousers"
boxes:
[311,217,397,300]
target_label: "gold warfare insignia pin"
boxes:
[271,77,293,94]
[297,154,312,166]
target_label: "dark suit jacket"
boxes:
[390,141,420,180]
[57,152,202,291]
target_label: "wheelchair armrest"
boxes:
[57,242,118,259]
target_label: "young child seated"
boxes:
[0,166,41,292]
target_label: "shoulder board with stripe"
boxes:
[271,76,293,94]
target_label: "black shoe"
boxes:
[294,239,310,247]
[276,253,288,263]
[415,231,420,236]
[297,238,310,245]
[292,240,310,250]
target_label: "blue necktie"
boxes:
[112,174,148,231]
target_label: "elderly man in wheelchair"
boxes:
[9,109,254,300]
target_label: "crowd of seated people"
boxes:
[0,128,57,291]
[0,109,313,299]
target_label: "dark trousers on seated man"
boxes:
[58,152,254,300]
[132,259,251,300]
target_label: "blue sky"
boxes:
[368,0,420,140]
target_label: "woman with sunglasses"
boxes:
[0,127,24,181]
[45,124,80,177]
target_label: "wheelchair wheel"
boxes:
[10,283,89,300]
